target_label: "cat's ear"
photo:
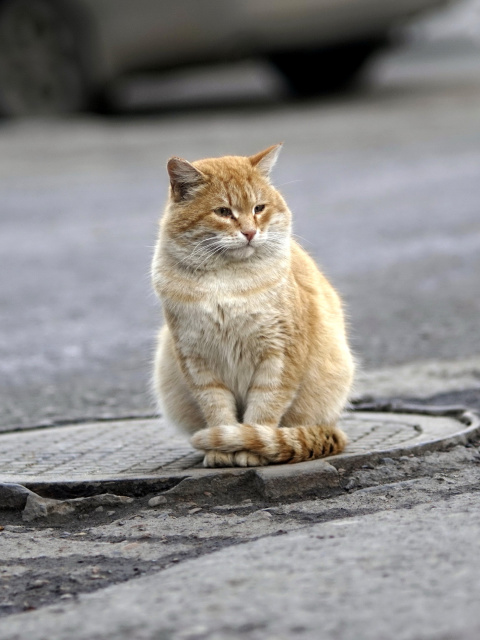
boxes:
[249,143,283,179]
[167,157,206,201]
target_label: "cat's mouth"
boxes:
[226,245,255,260]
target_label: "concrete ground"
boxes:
[1,15,480,640]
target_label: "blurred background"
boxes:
[1,0,479,430]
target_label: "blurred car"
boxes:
[0,0,453,116]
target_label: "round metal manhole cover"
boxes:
[0,409,478,488]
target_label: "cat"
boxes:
[151,144,355,467]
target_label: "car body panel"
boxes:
[0,0,453,115]
[74,0,451,80]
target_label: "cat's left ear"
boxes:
[249,143,283,179]
[167,157,206,201]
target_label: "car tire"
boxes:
[270,39,386,97]
[0,0,91,116]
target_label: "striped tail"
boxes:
[190,423,347,466]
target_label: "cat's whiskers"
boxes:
[175,228,290,272]
[274,179,303,187]
[187,237,219,262]
[253,231,287,256]
[193,247,225,274]
[192,242,230,273]
[171,235,220,269]
[292,233,313,246]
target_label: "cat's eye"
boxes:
[254,204,265,214]
[215,207,233,217]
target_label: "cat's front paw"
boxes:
[233,450,269,467]
[203,450,269,468]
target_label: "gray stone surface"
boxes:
[0,484,35,510]
[21,493,134,523]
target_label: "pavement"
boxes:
[4,488,480,640]
[1,21,480,640]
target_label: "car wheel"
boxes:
[270,39,385,97]
[0,0,90,116]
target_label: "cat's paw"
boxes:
[233,450,269,467]
[202,451,236,467]
[203,450,269,468]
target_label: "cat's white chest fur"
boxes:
[175,291,271,405]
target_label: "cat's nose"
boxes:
[242,230,256,243]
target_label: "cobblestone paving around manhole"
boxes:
[0,412,476,485]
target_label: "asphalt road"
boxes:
[1,42,480,432]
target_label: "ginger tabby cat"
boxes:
[151,144,354,467]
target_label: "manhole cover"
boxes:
[0,408,478,490]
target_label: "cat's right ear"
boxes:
[249,143,283,179]
[167,157,205,202]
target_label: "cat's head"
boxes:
[160,144,291,271]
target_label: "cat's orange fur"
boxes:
[151,144,354,467]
